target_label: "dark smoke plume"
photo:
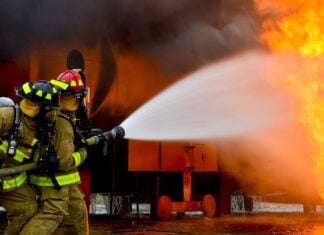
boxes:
[0,0,258,71]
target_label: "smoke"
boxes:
[148,15,257,73]
[218,124,317,199]
[218,52,323,200]
[0,0,258,70]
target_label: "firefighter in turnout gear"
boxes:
[21,70,89,235]
[0,80,61,235]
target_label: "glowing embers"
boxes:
[255,0,324,197]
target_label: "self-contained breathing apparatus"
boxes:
[0,97,21,159]
[6,105,21,157]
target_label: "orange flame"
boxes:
[256,0,323,56]
[255,0,324,196]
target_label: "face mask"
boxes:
[61,95,79,111]
[20,99,41,118]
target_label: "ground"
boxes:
[88,214,324,234]
[90,214,324,235]
[1,212,324,234]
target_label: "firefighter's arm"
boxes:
[54,118,87,171]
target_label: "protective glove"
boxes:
[74,128,89,148]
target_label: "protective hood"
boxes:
[20,99,41,118]
[60,95,79,112]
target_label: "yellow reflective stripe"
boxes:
[22,83,32,94]
[33,149,40,162]
[45,93,52,100]
[0,141,8,153]
[29,172,81,187]
[13,150,29,162]
[50,79,69,90]
[36,90,43,97]
[27,139,38,154]
[0,141,29,162]
[2,172,27,190]
[70,81,77,87]
[31,138,38,146]
[78,79,83,86]
[73,152,82,167]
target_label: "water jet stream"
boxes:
[120,50,291,141]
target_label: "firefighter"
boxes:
[0,80,61,235]
[21,70,89,235]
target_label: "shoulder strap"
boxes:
[59,112,87,145]
[7,105,21,157]
[58,112,75,128]
[58,112,79,138]
[12,105,21,130]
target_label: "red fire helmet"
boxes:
[56,70,87,98]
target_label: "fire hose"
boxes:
[0,126,125,176]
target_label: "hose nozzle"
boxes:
[85,126,125,146]
[112,126,125,138]
[104,126,125,140]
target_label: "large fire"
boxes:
[255,0,324,197]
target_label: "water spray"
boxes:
[120,50,292,141]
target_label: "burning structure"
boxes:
[255,0,323,206]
